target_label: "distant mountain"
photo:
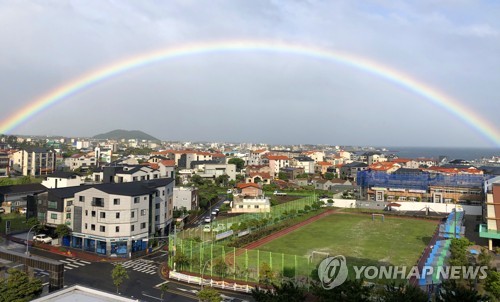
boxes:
[93,130,159,141]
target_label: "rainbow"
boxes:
[1,40,499,146]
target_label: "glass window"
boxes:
[141,209,147,216]
[100,212,105,219]
[116,212,120,219]
[131,225,135,232]
[134,197,140,204]
[131,211,135,218]
[140,222,146,229]
[100,226,105,232]
[50,213,57,219]
[91,224,95,231]
[113,199,120,205]
[115,226,120,232]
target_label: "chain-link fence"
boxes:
[169,238,318,283]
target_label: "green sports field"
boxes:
[257,213,438,268]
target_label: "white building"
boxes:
[41,172,83,189]
[11,148,56,176]
[194,163,236,181]
[173,187,199,211]
[39,179,174,257]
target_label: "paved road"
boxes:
[27,247,252,302]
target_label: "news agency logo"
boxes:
[317,256,348,289]
[318,255,488,289]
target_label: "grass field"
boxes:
[257,213,438,268]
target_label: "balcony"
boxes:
[479,224,500,240]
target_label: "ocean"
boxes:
[383,147,500,161]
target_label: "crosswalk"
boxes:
[33,258,91,277]
[59,258,91,271]
[118,259,158,275]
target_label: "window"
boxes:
[66,213,71,219]
[155,215,159,221]
[91,224,95,231]
[84,223,87,229]
[116,212,120,219]
[113,199,120,205]
[162,190,165,196]
[254,205,259,208]
[155,191,159,197]
[79,196,85,202]
[134,197,140,204]
[50,213,57,219]
[155,203,160,209]
[141,209,147,216]
[48,200,57,209]
[140,222,146,229]
[115,226,120,232]
[100,212,106,219]
[131,211,135,218]
[100,226,105,232]
[131,225,135,232]
[85,210,88,216]
[144,196,147,200]
[92,198,104,207]
[67,201,73,206]
[91,211,96,217]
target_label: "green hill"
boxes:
[93,129,159,141]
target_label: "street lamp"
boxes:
[26,224,37,255]
[200,261,211,290]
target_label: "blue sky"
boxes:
[0,0,498,148]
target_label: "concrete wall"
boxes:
[319,198,482,215]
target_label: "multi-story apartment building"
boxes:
[92,165,161,183]
[11,148,56,176]
[173,187,199,211]
[64,154,97,171]
[266,155,290,177]
[0,152,9,177]
[480,180,500,250]
[248,149,269,166]
[37,178,174,257]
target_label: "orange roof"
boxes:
[391,158,412,163]
[141,162,159,169]
[236,183,261,189]
[317,161,332,166]
[159,160,176,167]
[425,166,483,175]
[369,162,400,171]
[266,155,289,160]
[252,149,268,154]
[210,153,226,158]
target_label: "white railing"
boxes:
[169,271,254,293]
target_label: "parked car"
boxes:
[19,208,27,214]
[273,191,287,196]
[203,217,212,224]
[33,234,52,244]
[203,225,211,232]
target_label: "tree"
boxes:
[228,158,245,171]
[190,174,205,186]
[55,224,72,238]
[376,282,427,302]
[251,280,305,302]
[324,172,335,180]
[173,251,190,270]
[312,279,372,302]
[159,282,169,300]
[215,174,230,187]
[477,248,493,268]
[111,264,129,293]
[449,238,474,268]
[212,258,229,277]
[0,268,43,301]
[259,262,275,285]
[197,287,221,302]
[436,280,489,302]
[26,217,46,234]
[278,172,288,181]
[485,270,500,299]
